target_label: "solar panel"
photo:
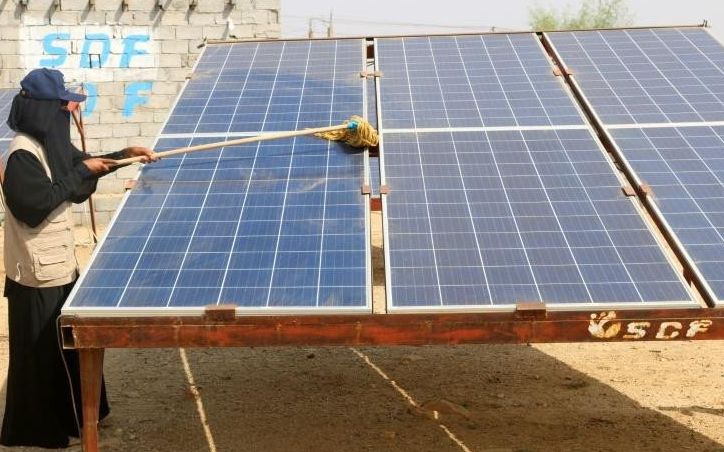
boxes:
[376,34,585,129]
[547,28,724,125]
[164,40,365,134]
[65,40,371,315]
[0,88,16,141]
[610,125,724,305]
[382,129,694,310]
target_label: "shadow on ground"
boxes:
[2,343,718,452]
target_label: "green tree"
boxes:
[528,0,634,30]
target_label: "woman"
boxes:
[0,68,156,448]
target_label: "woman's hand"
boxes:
[82,158,118,175]
[122,146,158,163]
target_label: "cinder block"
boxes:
[159,53,181,67]
[255,28,280,39]
[84,124,115,138]
[60,0,93,10]
[228,23,253,38]
[188,12,217,26]
[254,0,280,9]
[113,68,158,81]
[141,122,161,137]
[159,10,187,25]
[126,136,153,147]
[196,0,225,13]
[187,40,204,54]
[115,164,141,179]
[111,123,141,137]
[0,40,18,53]
[127,0,158,11]
[0,26,21,39]
[120,25,151,37]
[92,195,123,212]
[100,110,124,124]
[96,177,126,194]
[22,15,51,25]
[202,25,227,39]
[83,69,115,83]
[79,11,106,25]
[93,210,114,224]
[26,0,56,11]
[54,25,85,39]
[96,81,126,95]
[94,0,123,11]
[2,55,24,69]
[151,26,175,40]
[161,39,187,53]
[127,53,157,68]
[152,80,182,95]
[125,110,155,124]
[174,26,202,39]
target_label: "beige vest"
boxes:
[1,133,77,288]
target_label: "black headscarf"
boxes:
[6,93,76,182]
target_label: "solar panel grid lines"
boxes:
[610,125,724,305]
[0,88,16,141]
[381,129,695,310]
[376,34,585,129]
[163,40,365,135]
[65,39,371,315]
[546,27,724,126]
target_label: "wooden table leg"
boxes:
[79,348,105,452]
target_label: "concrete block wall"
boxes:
[0,0,280,225]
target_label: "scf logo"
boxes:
[39,32,153,118]
[588,311,713,340]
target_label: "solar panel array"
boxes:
[549,27,724,305]
[64,28,722,316]
[163,40,364,134]
[66,40,370,315]
[0,88,16,142]
[548,28,724,125]
[378,33,695,310]
[377,34,584,129]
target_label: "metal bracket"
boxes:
[640,183,653,196]
[552,66,573,77]
[204,304,236,322]
[360,71,383,78]
[124,180,137,190]
[361,184,371,195]
[379,185,390,195]
[514,302,547,319]
[622,185,636,197]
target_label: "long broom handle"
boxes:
[112,123,350,166]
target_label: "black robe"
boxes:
[1,94,120,447]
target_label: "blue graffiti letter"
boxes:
[40,33,70,68]
[81,33,111,68]
[120,35,150,68]
[82,83,98,118]
[124,82,153,118]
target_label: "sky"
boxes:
[281,0,724,41]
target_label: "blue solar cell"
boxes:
[163,40,364,134]
[377,34,584,129]
[610,125,724,304]
[69,136,368,312]
[0,88,18,156]
[548,28,724,125]
[383,129,694,309]
[66,39,370,314]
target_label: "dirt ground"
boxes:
[0,215,722,452]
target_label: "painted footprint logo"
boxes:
[588,311,621,339]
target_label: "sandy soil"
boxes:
[0,216,722,452]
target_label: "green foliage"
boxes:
[528,0,634,31]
